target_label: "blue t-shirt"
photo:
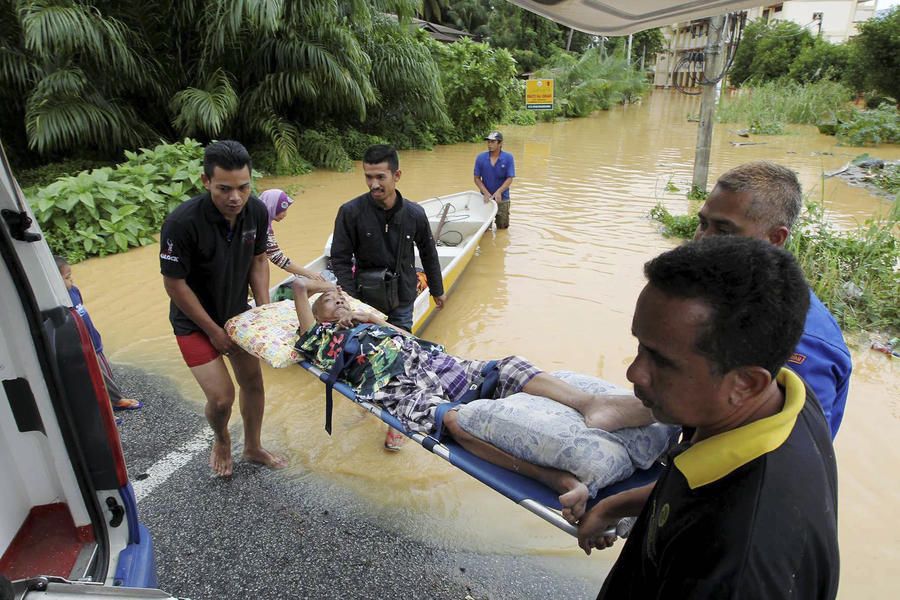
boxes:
[474,150,515,201]
[68,286,103,354]
[787,289,852,438]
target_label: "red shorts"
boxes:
[176,332,220,367]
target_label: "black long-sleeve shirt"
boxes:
[330,191,443,304]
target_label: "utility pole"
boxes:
[691,13,727,195]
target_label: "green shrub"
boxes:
[431,38,520,141]
[251,143,313,177]
[730,20,815,85]
[504,109,538,126]
[341,130,390,160]
[836,104,900,146]
[297,129,353,171]
[533,51,648,121]
[788,202,899,334]
[650,198,900,334]
[28,139,205,262]
[649,203,699,239]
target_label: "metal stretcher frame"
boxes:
[298,359,662,537]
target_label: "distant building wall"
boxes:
[653,1,877,87]
[745,1,876,43]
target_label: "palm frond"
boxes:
[298,127,352,171]
[25,92,150,154]
[0,45,37,91]
[18,0,158,89]
[248,110,301,170]
[243,0,282,33]
[243,70,318,110]
[29,64,88,98]
[171,68,239,136]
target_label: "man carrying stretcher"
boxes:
[290,277,656,520]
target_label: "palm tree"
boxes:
[1,0,163,159]
[1,0,450,167]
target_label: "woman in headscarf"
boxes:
[259,189,324,280]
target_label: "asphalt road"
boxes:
[115,365,601,600]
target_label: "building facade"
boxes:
[653,0,877,88]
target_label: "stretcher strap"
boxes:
[323,324,371,434]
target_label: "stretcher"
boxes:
[228,295,664,538]
[298,357,663,536]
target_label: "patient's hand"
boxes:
[350,310,379,324]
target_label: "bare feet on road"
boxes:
[210,440,233,477]
[243,447,288,470]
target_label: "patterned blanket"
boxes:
[224,293,385,368]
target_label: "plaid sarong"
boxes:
[368,339,540,434]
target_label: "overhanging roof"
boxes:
[506,1,762,35]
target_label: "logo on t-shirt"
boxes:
[788,352,807,365]
[160,238,179,263]
[241,229,257,246]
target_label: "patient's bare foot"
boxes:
[210,440,233,477]
[581,394,654,431]
[559,479,590,524]
[243,447,288,469]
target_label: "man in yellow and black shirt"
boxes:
[578,237,839,599]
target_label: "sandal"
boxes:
[112,398,144,412]
[384,428,406,451]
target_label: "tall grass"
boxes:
[788,200,899,334]
[650,199,900,335]
[718,80,854,131]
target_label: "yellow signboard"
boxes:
[525,79,554,110]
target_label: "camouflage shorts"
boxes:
[495,200,510,229]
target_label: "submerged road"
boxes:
[115,364,600,599]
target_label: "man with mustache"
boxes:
[579,237,839,599]
[160,140,285,477]
[331,144,446,449]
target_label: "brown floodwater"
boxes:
[72,90,899,595]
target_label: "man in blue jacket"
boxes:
[693,161,851,438]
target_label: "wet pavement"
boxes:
[114,364,600,600]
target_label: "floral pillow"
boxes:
[225,294,386,368]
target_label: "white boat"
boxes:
[270,191,497,334]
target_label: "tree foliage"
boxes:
[730,20,815,85]
[0,0,448,169]
[533,50,649,119]
[788,37,851,83]
[431,38,519,141]
[846,7,900,100]
[604,29,665,66]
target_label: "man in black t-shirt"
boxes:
[577,237,839,599]
[160,140,285,477]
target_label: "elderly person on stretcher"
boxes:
[292,278,669,522]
